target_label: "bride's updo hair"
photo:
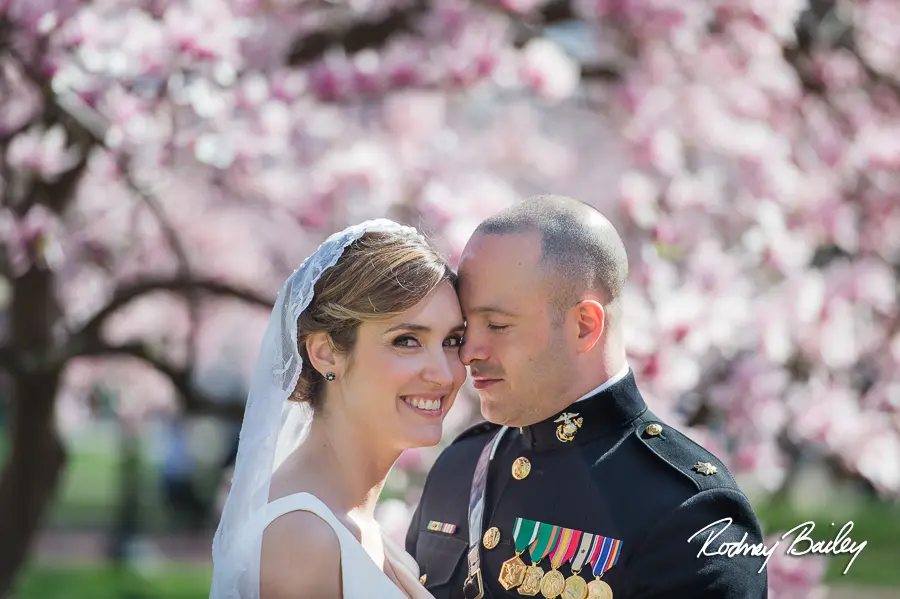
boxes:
[289,229,455,408]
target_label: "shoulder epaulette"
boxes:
[450,420,502,445]
[632,418,739,493]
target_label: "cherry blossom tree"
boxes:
[1,0,898,596]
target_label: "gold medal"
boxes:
[586,579,613,599]
[499,552,527,590]
[517,564,545,596]
[539,568,566,598]
[504,519,540,591]
[561,573,588,599]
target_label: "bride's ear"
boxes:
[305,332,340,377]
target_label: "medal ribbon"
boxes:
[528,522,562,563]
[512,518,540,554]
[570,532,594,573]
[586,536,605,572]
[552,528,582,570]
[590,536,623,577]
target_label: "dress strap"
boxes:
[258,492,409,599]
[263,493,356,541]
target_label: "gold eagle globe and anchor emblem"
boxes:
[554,412,584,443]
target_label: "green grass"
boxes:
[46,445,171,530]
[0,428,213,531]
[755,498,900,587]
[14,564,212,599]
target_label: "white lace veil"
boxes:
[209,219,425,599]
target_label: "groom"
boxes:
[406,195,768,598]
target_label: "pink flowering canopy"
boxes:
[1,0,899,594]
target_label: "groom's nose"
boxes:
[459,334,487,366]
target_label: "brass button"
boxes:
[511,457,531,480]
[646,423,663,436]
[483,526,501,549]
[419,574,427,584]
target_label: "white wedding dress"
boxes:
[247,492,425,599]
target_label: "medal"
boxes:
[562,532,594,599]
[500,554,528,590]
[585,536,622,599]
[518,522,561,596]
[562,575,588,599]
[586,580,613,599]
[540,570,566,598]
[540,528,580,598]
[518,565,545,596]
[499,518,540,590]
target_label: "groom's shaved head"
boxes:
[472,194,629,320]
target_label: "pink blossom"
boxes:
[618,171,660,229]
[764,532,828,599]
[495,0,545,14]
[518,38,580,101]
[6,124,82,180]
[374,498,415,547]
[3,203,64,274]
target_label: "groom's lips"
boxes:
[472,378,501,390]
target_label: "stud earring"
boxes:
[325,372,336,381]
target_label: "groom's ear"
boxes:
[306,332,340,375]
[572,298,605,353]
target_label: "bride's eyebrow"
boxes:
[385,323,466,334]
[385,323,430,334]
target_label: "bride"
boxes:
[209,220,465,599]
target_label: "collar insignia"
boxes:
[692,461,718,476]
[554,412,584,443]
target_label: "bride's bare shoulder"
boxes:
[260,510,342,599]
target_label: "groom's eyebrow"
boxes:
[467,305,517,318]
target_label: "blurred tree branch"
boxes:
[785,0,900,98]
[70,341,246,420]
[287,0,429,65]
[70,276,273,346]
[285,0,622,81]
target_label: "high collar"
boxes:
[517,370,647,453]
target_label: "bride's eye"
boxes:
[444,335,464,348]
[392,335,421,348]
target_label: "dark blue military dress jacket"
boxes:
[406,372,769,599]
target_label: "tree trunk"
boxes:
[0,266,66,598]
[0,379,66,597]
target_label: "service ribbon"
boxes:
[590,536,623,578]
[549,528,581,570]
[586,536,605,573]
[569,532,595,573]
[512,518,540,554]
[528,522,562,564]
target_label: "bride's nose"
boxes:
[422,353,455,387]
